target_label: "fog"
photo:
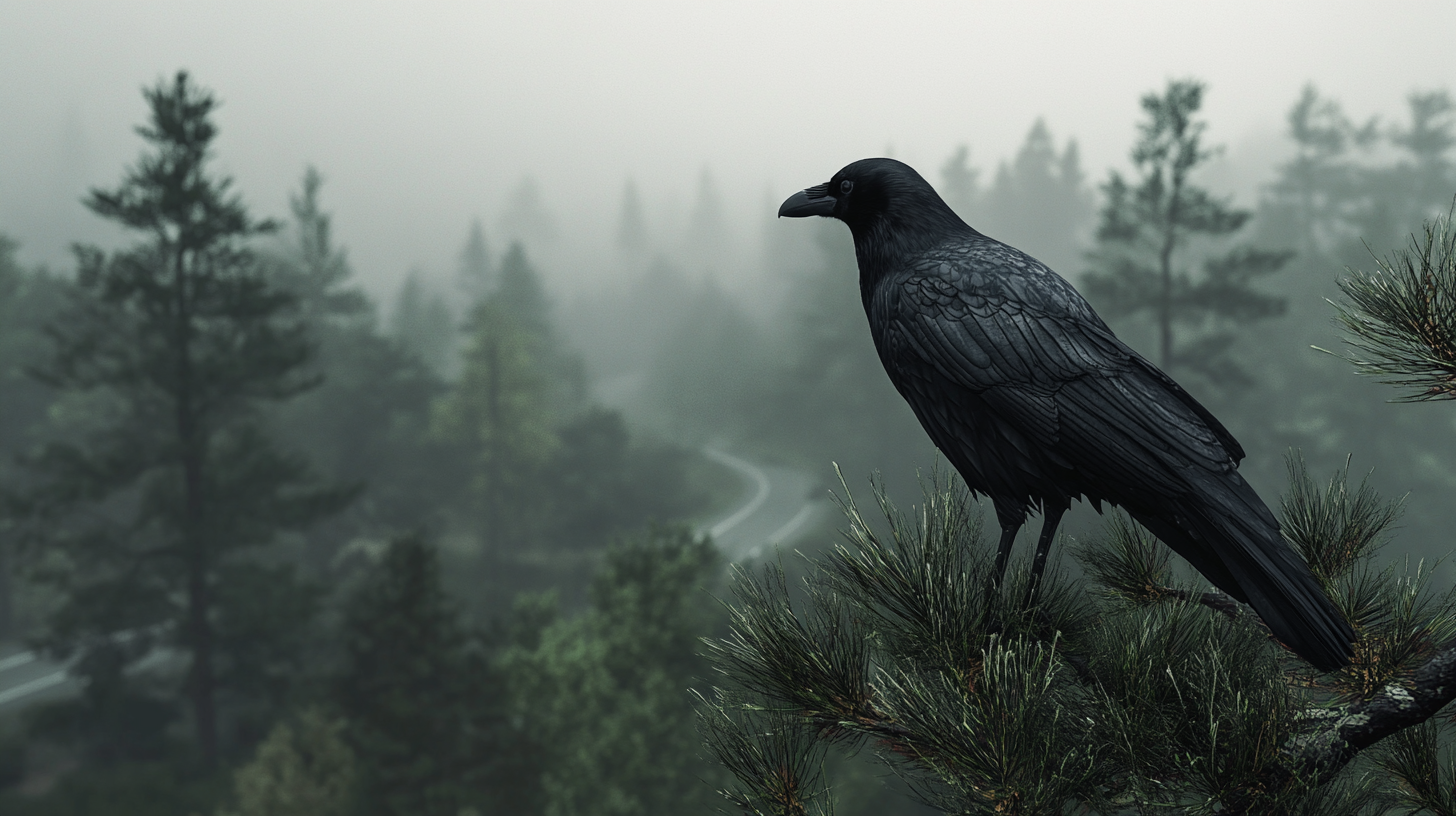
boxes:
[4,1,1454,296]
[5,3,1456,813]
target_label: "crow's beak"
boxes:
[778,184,836,218]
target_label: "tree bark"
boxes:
[174,243,217,765]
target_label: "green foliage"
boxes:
[1327,212,1456,400]
[697,461,1448,814]
[217,708,356,816]
[1084,79,1291,386]
[1279,451,1402,585]
[8,71,349,763]
[333,535,516,816]
[1377,719,1456,816]
[432,242,567,552]
[0,761,228,816]
[0,234,65,637]
[266,170,450,554]
[503,526,725,816]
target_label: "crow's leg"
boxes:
[991,520,1021,589]
[1024,502,1068,606]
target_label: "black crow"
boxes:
[779,158,1354,672]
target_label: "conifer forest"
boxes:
[4,5,1456,815]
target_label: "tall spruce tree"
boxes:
[12,72,348,764]
[1083,79,1292,386]
[979,118,1092,274]
[333,535,532,816]
[0,235,64,638]
[432,243,562,556]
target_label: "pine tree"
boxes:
[699,210,1456,814]
[333,535,531,816]
[266,171,448,554]
[979,118,1093,274]
[272,166,369,324]
[10,72,350,764]
[1083,79,1292,386]
[504,526,725,816]
[389,270,456,377]
[938,145,980,223]
[432,243,564,555]
[457,219,494,303]
[1263,84,1378,257]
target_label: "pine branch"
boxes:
[1325,210,1456,400]
[1285,639,1456,778]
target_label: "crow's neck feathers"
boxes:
[847,183,975,288]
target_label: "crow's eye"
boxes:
[840,180,854,194]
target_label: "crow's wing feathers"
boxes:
[886,246,1242,480]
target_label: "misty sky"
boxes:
[4,1,1455,299]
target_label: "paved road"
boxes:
[0,646,76,711]
[699,448,829,562]
[0,451,825,710]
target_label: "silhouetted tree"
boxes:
[432,243,565,555]
[389,270,456,377]
[1084,79,1292,386]
[938,145,980,223]
[979,119,1093,273]
[0,234,64,638]
[334,536,530,816]
[268,171,450,557]
[457,219,494,303]
[12,72,349,764]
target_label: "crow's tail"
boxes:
[1131,471,1355,673]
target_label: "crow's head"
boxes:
[779,158,972,269]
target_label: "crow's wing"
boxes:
[879,246,1244,494]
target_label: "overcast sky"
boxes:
[3,1,1455,299]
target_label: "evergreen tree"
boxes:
[432,243,563,555]
[0,234,64,638]
[1360,90,1456,254]
[334,535,532,816]
[1263,84,1378,257]
[272,166,369,324]
[938,145,980,223]
[267,171,450,556]
[504,526,725,816]
[979,118,1093,274]
[457,219,494,303]
[389,270,456,377]
[1083,79,1292,386]
[216,708,356,816]
[9,72,349,764]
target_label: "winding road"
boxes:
[0,450,825,710]
[699,448,827,562]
